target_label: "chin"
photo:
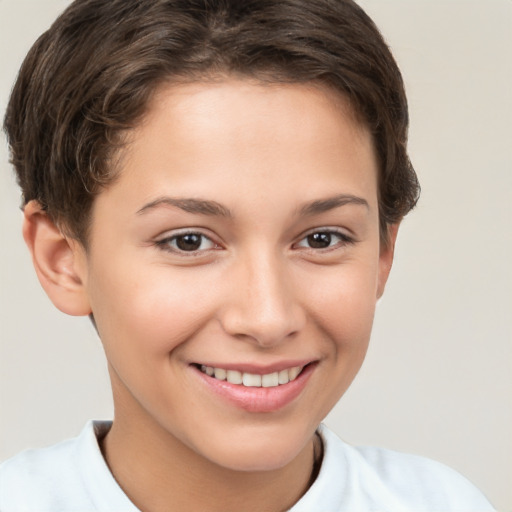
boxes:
[193,421,316,473]
[209,447,302,473]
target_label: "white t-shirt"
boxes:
[0,421,494,511]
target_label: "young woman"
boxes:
[0,1,495,510]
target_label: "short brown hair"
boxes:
[4,0,419,245]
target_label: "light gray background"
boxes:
[1,1,510,510]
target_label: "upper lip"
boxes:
[191,359,317,375]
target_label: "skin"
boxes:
[23,79,398,512]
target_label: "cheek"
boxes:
[88,261,218,360]
[303,260,379,349]
[294,262,378,421]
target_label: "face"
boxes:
[78,79,394,471]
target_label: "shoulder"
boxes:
[351,442,493,510]
[0,421,126,512]
[1,435,80,507]
[296,425,495,512]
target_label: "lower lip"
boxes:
[192,364,316,413]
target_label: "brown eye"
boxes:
[175,234,203,251]
[306,232,333,249]
[295,230,353,251]
[156,232,217,253]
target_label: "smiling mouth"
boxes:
[195,364,305,388]
[192,362,316,412]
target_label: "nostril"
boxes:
[219,307,305,347]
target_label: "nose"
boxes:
[219,251,306,347]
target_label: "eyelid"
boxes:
[154,227,213,240]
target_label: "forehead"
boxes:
[95,79,378,223]
[142,78,369,144]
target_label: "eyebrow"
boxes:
[136,197,233,217]
[298,194,369,216]
[136,193,368,218]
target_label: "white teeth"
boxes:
[214,368,227,380]
[243,373,262,387]
[226,370,243,385]
[199,365,304,388]
[201,365,215,376]
[278,369,290,385]
[262,372,279,388]
[289,366,301,381]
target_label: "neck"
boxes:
[101,405,320,512]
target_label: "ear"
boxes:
[22,200,91,316]
[376,223,400,299]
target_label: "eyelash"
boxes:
[154,228,354,256]
[155,231,220,255]
[293,229,355,251]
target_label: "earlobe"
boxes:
[376,223,400,299]
[22,200,91,316]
